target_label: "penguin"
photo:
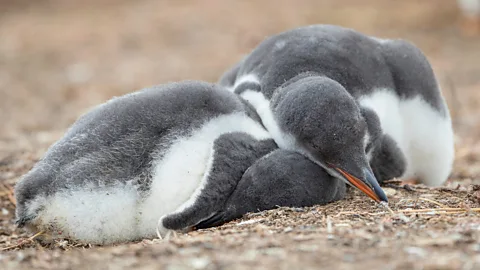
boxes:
[14,81,281,245]
[219,24,455,201]
[162,149,346,230]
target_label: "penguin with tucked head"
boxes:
[14,81,346,244]
[181,149,346,230]
[220,24,454,202]
[14,81,274,244]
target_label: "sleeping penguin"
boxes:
[163,149,346,230]
[14,81,345,244]
[14,81,272,244]
[219,24,454,202]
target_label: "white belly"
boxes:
[137,112,270,238]
[30,112,270,244]
[234,73,297,150]
[240,90,297,151]
[30,182,139,244]
[359,89,455,186]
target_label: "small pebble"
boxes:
[343,254,355,262]
[404,246,427,258]
[383,187,397,196]
[189,257,210,269]
[16,252,25,262]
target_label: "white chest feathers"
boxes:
[240,90,297,151]
[228,74,297,150]
[359,89,454,186]
[29,112,270,244]
[138,112,270,237]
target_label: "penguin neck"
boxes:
[239,96,265,129]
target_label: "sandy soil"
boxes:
[1,0,479,269]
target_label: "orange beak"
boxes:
[333,167,386,203]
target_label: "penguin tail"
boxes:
[194,212,228,229]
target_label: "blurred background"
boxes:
[0,0,479,181]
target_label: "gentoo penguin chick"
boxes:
[220,24,454,200]
[162,149,346,230]
[14,81,278,244]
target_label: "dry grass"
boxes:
[1,0,480,269]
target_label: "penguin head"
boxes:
[272,75,388,203]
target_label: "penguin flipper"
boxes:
[194,149,348,230]
[194,211,227,229]
[370,134,407,182]
[161,132,276,231]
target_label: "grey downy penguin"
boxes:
[219,24,454,202]
[14,81,281,245]
[163,149,346,230]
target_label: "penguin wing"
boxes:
[14,81,221,228]
[196,149,348,229]
[194,211,227,229]
[379,39,447,115]
[161,133,277,231]
[370,134,407,182]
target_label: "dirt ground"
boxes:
[1,0,480,269]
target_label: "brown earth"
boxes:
[1,0,480,269]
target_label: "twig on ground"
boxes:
[398,207,480,213]
[333,206,480,218]
[0,182,16,206]
[1,231,45,251]
[417,197,448,208]
[7,188,16,206]
[382,179,402,184]
[380,202,395,214]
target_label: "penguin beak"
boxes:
[333,166,388,203]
